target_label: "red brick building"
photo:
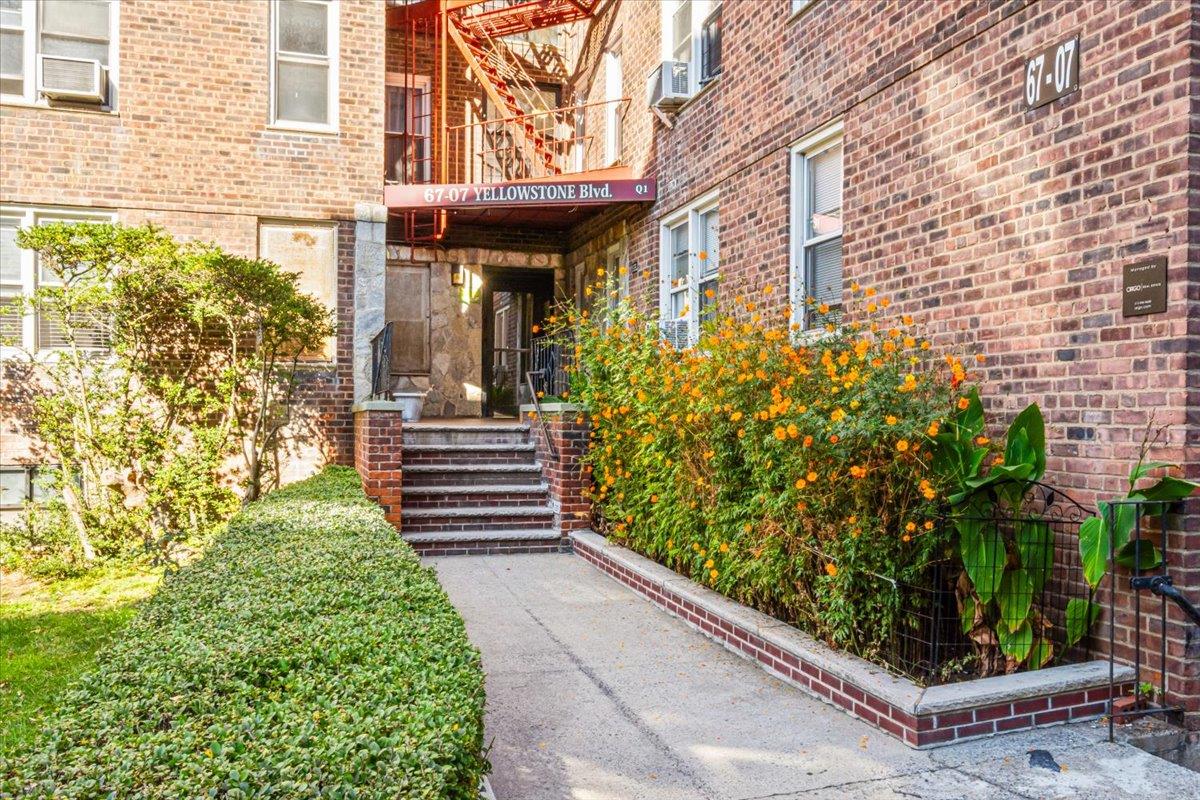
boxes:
[2,0,1198,724]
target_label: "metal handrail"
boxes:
[524,369,558,462]
[369,322,394,399]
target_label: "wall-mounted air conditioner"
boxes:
[646,60,690,110]
[37,55,107,103]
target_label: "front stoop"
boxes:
[571,529,1136,749]
[399,422,567,554]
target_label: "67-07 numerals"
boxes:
[1025,37,1078,109]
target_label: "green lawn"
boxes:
[0,568,160,756]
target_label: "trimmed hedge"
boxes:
[2,467,487,798]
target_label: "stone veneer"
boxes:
[383,245,565,418]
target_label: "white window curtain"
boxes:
[791,126,844,328]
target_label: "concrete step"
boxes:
[401,505,555,533]
[403,528,564,556]
[403,423,531,446]
[402,443,537,466]
[402,463,544,487]
[402,484,550,509]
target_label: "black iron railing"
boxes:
[523,338,572,462]
[370,322,393,399]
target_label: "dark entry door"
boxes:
[481,267,555,417]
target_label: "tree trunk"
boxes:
[60,478,96,562]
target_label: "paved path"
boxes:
[427,553,1200,800]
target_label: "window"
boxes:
[603,45,622,166]
[791,0,814,15]
[270,0,338,131]
[660,193,719,348]
[385,73,431,183]
[662,0,721,95]
[385,264,431,375]
[603,238,628,327]
[258,220,337,360]
[700,3,722,84]
[1,0,117,108]
[0,205,114,354]
[0,464,58,509]
[790,123,844,329]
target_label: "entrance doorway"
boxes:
[481,267,555,417]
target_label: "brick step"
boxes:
[403,423,531,446]
[401,484,550,509]
[402,463,545,487]
[402,443,537,466]
[401,505,555,533]
[404,529,565,556]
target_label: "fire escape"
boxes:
[385,0,623,244]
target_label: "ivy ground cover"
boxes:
[2,467,487,799]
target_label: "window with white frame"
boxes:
[0,205,114,353]
[603,238,628,327]
[270,0,338,131]
[1,0,117,107]
[790,123,844,328]
[791,0,814,15]
[603,44,622,166]
[660,194,719,348]
[0,463,59,509]
[661,0,722,95]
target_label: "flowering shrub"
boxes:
[550,282,981,670]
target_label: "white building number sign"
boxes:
[1025,36,1079,110]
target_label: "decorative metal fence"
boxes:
[528,337,571,399]
[881,482,1093,685]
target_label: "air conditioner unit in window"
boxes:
[646,60,690,110]
[37,55,107,103]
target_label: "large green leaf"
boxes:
[1029,637,1054,669]
[960,593,977,635]
[1135,476,1199,503]
[1115,538,1162,571]
[998,619,1033,663]
[1098,501,1137,553]
[1005,403,1046,480]
[1130,460,1177,485]
[959,387,985,438]
[956,517,1005,603]
[1016,520,1053,592]
[1079,516,1107,589]
[998,568,1033,633]
[1065,597,1101,648]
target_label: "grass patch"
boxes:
[0,568,161,756]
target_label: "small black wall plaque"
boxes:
[1024,36,1079,109]
[1122,257,1167,317]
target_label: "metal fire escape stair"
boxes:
[453,0,601,39]
[446,13,562,177]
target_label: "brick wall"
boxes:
[1,0,382,478]
[566,0,1199,724]
[527,407,591,534]
[353,405,404,528]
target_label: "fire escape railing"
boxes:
[447,97,627,183]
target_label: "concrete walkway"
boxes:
[427,554,1200,800]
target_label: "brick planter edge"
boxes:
[570,529,1134,749]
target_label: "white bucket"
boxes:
[392,392,426,422]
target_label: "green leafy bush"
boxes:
[1,467,488,799]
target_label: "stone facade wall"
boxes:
[563,0,1199,725]
[384,244,565,417]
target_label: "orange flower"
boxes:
[926,421,940,437]
[704,558,714,569]
[885,415,898,425]
[957,396,970,411]
[976,436,990,446]
[802,435,813,447]
[719,542,729,553]
[650,494,659,503]
[848,515,858,524]
[795,478,808,489]
[849,465,867,479]
[923,521,934,531]
[896,439,910,453]
[710,569,719,580]
[806,471,818,482]
[773,426,788,441]
[905,521,916,532]
[824,562,838,577]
